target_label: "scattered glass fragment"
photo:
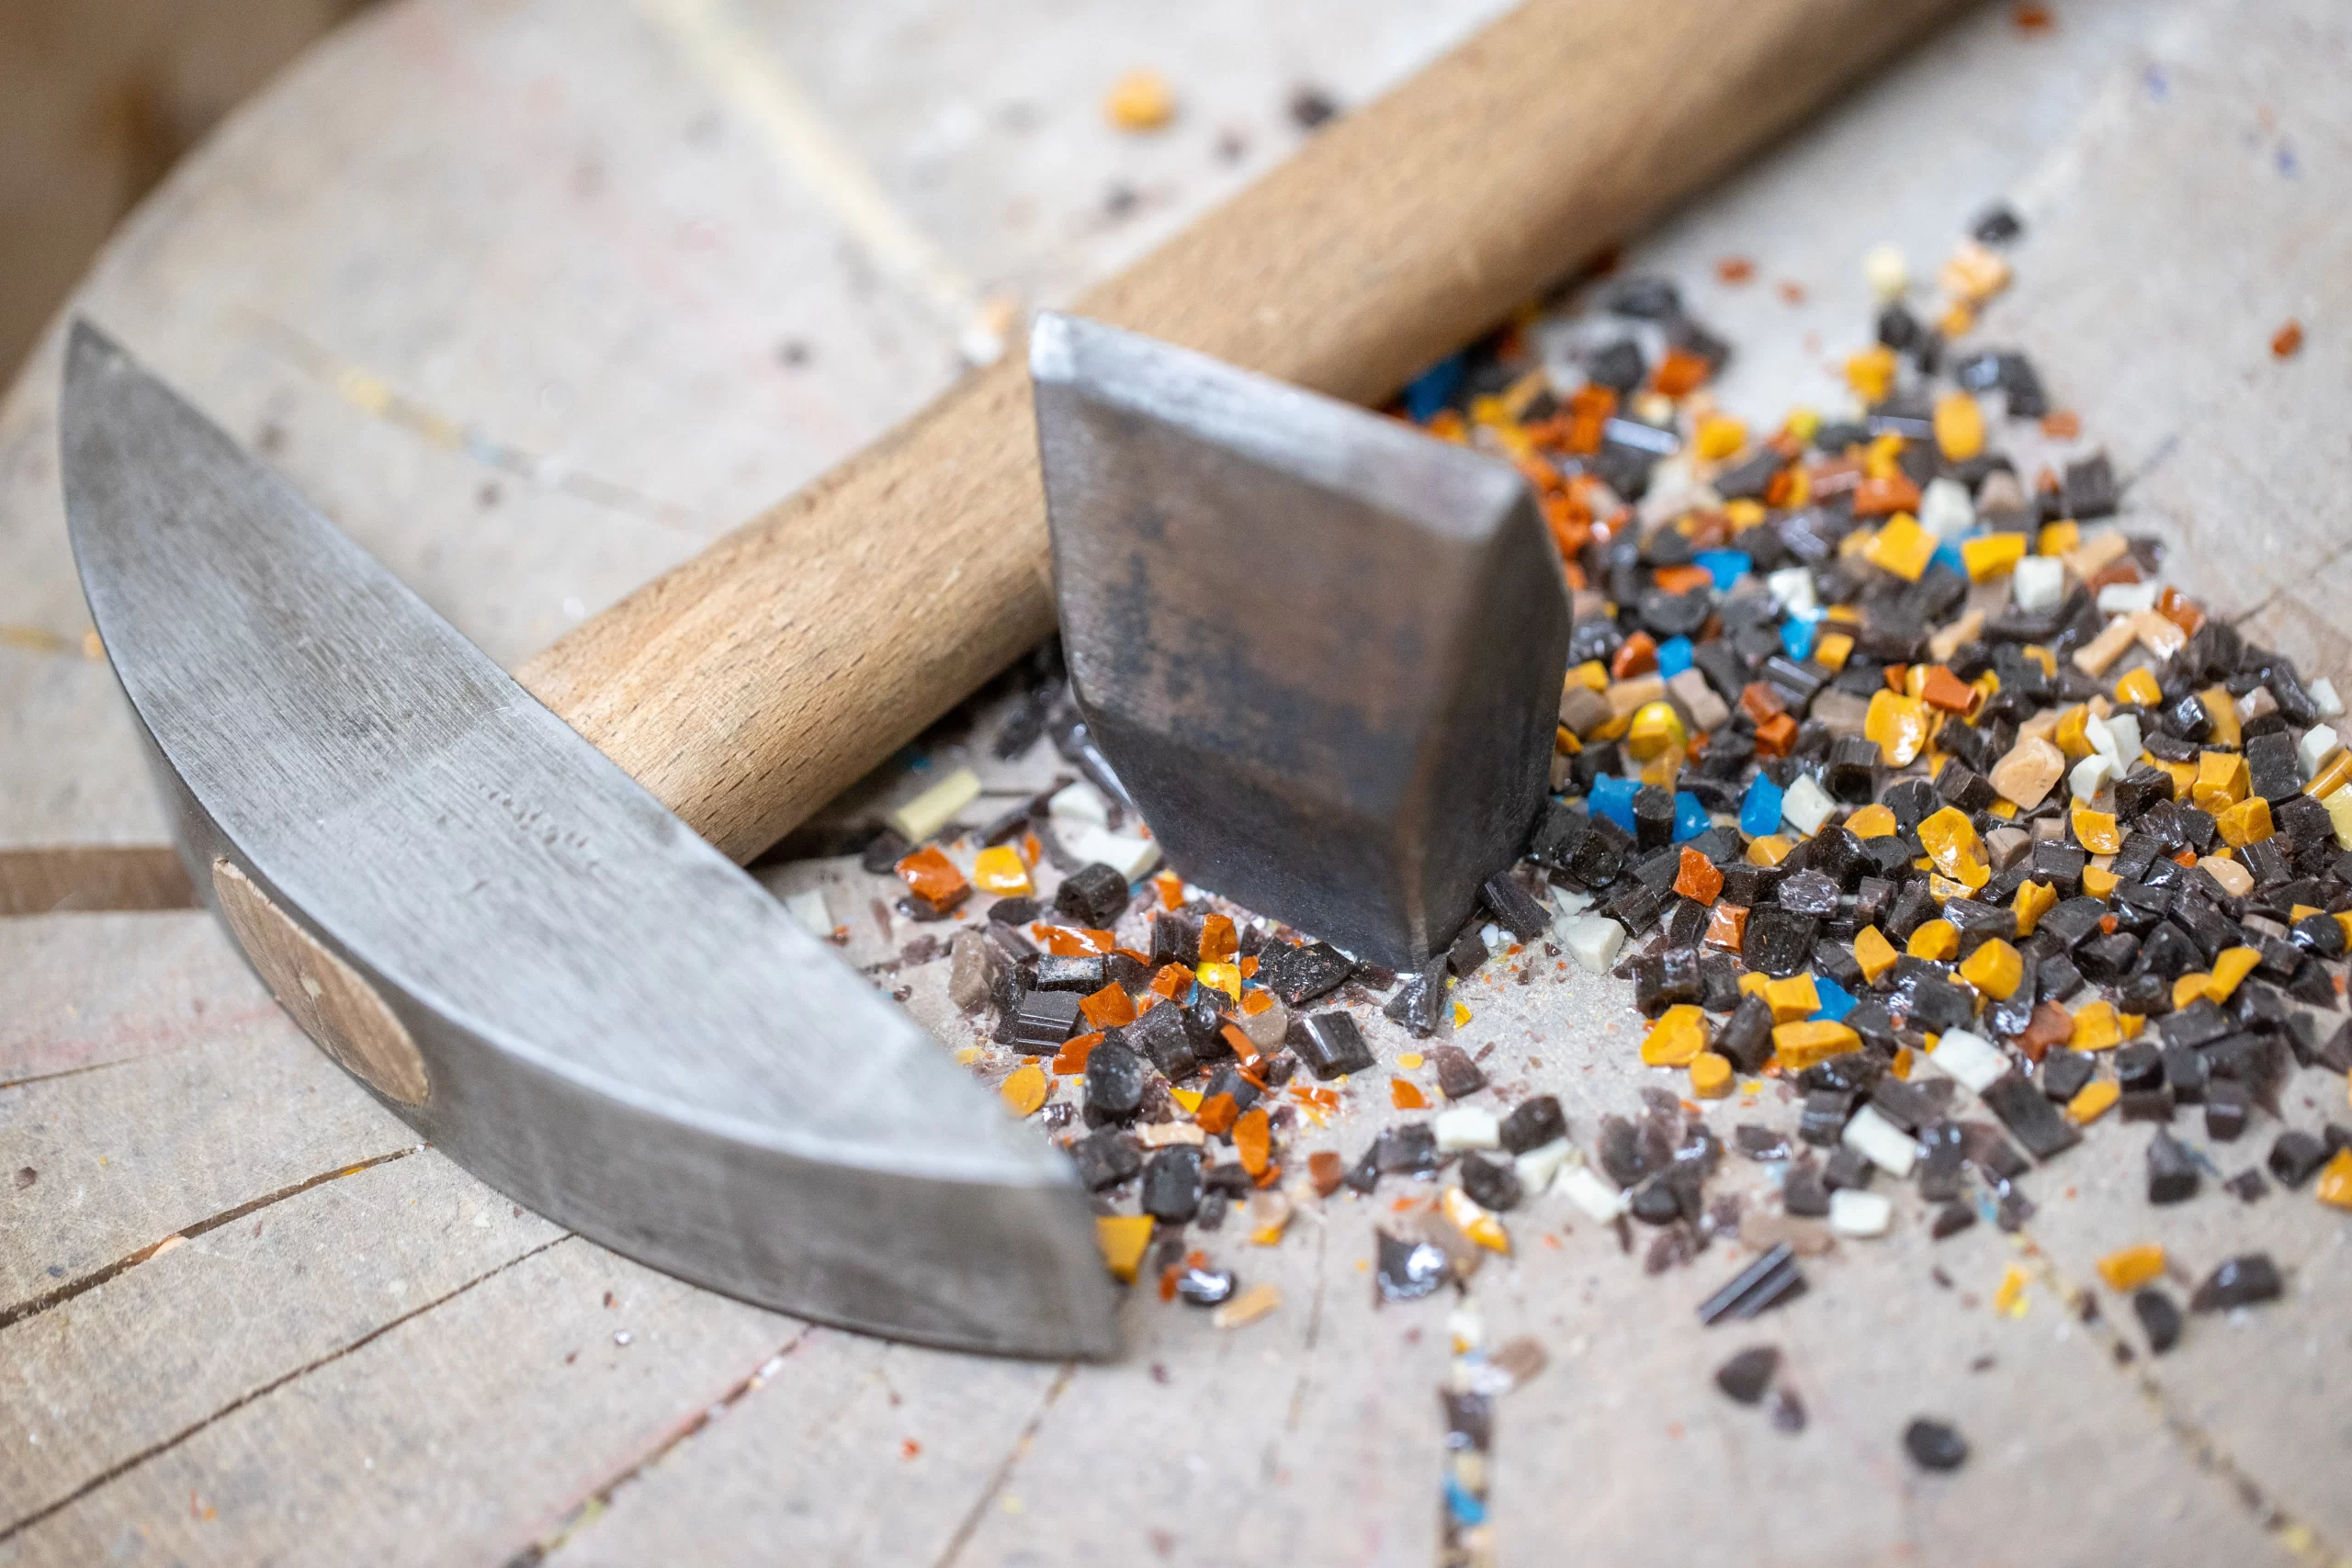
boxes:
[1212,1281,1281,1329]
[1177,1266,1236,1307]
[1375,1230,1451,1303]
[1697,1243,1806,1325]
[1713,1345,1780,1404]
[2133,1286,2184,1353]
[2189,1254,2282,1312]
[1104,69,1176,131]
[2096,1244,2165,1292]
[1902,1417,1969,1472]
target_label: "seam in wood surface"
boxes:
[2123,430,2352,643]
[2226,534,2352,644]
[505,1322,822,1565]
[237,310,706,535]
[628,0,982,332]
[2007,1207,2343,1565]
[1283,1218,1330,1436]
[928,1359,1077,1568]
[0,845,198,916]
[0,1231,574,1546]
[0,1143,425,1333]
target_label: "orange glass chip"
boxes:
[1080,982,1136,1030]
[1052,1032,1104,1076]
[894,846,967,908]
[1852,473,1922,518]
[1234,1107,1272,1175]
[1041,925,1116,956]
[1753,713,1798,757]
[1612,631,1659,681]
[1738,682,1787,723]
[1919,665,1977,714]
[1652,347,1713,397]
[1199,913,1238,962]
[1672,847,1724,905]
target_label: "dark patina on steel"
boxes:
[1032,313,1570,970]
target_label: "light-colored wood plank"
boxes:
[0,916,1047,1568]
[0,651,171,851]
[549,1204,1454,1568]
[0,912,852,1567]
[1602,0,2162,420]
[538,1333,1053,1567]
[0,911,275,1086]
[1482,1190,2298,1566]
[0,990,412,1308]
[1986,0,2352,678]
[734,0,1518,314]
[1,1147,560,1528]
[0,1240,801,1567]
[939,1207,1452,1568]
[2013,1069,2352,1551]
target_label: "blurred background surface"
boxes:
[0,0,381,382]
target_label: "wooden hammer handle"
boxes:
[517,0,1962,863]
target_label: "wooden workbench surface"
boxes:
[4,0,2347,1563]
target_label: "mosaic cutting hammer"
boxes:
[61,0,1963,1359]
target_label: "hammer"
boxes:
[62,0,1962,1359]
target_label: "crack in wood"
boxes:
[3,1004,287,1089]
[504,1322,821,1565]
[0,1231,574,1545]
[2122,431,2182,491]
[928,1360,1075,1568]
[0,1143,426,1333]
[2226,536,2352,638]
[0,1054,183,1093]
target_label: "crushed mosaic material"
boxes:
[825,214,2346,1565]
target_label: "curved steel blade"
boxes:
[59,321,1114,1359]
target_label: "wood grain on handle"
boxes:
[517,0,1964,864]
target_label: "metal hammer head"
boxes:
[1031,314,1570,970]
[58,322,1115,1359]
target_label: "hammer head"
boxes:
[1032,314,1569,969]
[59,322,1115,1359]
